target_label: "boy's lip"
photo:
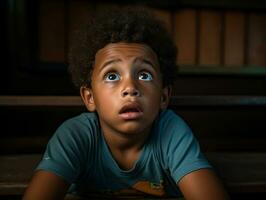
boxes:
[118,102,143,120]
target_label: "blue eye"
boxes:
[138,71,153,81]
[105,72,120,82]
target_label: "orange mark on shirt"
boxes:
[132,180,166,196]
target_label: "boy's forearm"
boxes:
[178,169,230,200]
[22,171,69,200]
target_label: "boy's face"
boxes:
[81,42,170,137]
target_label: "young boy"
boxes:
[23,7,229,200]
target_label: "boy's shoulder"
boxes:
[53,112,100,141]
[61,112,99,128]
[153,109,193,144]
[157,109,189,130]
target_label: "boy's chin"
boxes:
[116,122,153,136]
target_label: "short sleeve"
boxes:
[158,110,212,184]
[36,113,96,184]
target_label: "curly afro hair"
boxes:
[68,6,177,89]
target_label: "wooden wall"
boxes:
[37,1,266,67]
[2,0,266,95]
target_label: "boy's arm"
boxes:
[22,170,70,200]
[178,168,230,200]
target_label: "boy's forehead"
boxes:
[95,42,159,62]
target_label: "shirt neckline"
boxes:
[100,129,153,177]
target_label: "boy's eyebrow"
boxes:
[133,57,156,67]
[99,57,157,72]
[100,59,121,71]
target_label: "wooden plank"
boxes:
[177,65,266,76]
[1,95,266,107]
[174,9,197,65]
[0,154,41,195]
[224,11,245,66]
[206,152,266,193]
[0,137,49,154]
[39,0,65,62]
[176,108,266,138]
[199,138,266,152]
[247,12,266,66]
[1,153,266,195]
[170,95,266,107]
[1,136,266,154]
[198,10,222,65]
[0,96,83,106]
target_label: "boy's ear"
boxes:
[160,86,172,110]
[80,86,96,112]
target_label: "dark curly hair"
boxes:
[68,6,177,89]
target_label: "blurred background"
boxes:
[0,0,266,199]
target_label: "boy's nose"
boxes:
[121,74,141,97]
[122,87,140,97]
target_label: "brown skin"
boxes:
[23,42,229,200]
[22,171,69,200]
[179,168,230,200]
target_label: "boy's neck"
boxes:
[101,124,152,170]
[102,123,151,150]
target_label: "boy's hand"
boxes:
[22,170,69,200]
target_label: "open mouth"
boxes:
[119,105,141,114]
[119,103,143,120]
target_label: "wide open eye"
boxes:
[138,71,153,81]
[104,72,120,82]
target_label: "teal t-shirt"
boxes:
[36,109,211,197]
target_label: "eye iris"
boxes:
[140,73,148,79]
[108,74,117,80]
[140,72,152,81]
